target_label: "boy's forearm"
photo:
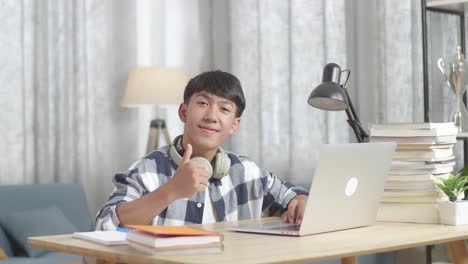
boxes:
[115,182,178,225]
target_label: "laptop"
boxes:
[229,142,396,236]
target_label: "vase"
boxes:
[439,200,468,225]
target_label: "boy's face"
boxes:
[179,91,240,152]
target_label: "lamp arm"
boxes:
[342,87,359,122]
[345,110,364,143]
[342,86,369,143]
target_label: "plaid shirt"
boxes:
[95,145,308,230]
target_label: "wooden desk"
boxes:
[29,218,468,264]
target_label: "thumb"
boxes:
[181,144,192,164]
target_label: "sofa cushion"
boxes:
[0,184,94,232]
[0,206,79,257]
[0,256,78,264]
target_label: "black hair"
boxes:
[183,70,246,117]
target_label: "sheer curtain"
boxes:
[222,0,463,185]
[351,0,460,125]
[352,0,463,168]
[0,0,139,214]
[0,0,218,215]
[224,0,349,186]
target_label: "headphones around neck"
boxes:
[169,135,231,180]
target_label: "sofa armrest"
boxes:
[0,227,13,257]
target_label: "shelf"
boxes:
[423,0,468,165]
[427,0,468,13]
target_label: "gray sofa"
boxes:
[0,184,94,263]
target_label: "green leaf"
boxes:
[435,173,468,202]
[457,166,468,178]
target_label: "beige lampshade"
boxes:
[122,67,187,106]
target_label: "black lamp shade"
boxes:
[308,63,349,111]
[307,82,348,111]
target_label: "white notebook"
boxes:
[72,231,128,246]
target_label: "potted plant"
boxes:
[436,172,468,225]
[458,165,468,200]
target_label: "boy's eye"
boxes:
[197,101,208,106]
[221,107,231,113]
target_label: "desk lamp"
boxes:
[307,63,368,143]
[122,67,187,153]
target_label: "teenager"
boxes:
[96,70,308,230]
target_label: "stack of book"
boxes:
[124,225,224,254]
[369,122,457,223]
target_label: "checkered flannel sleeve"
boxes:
[261,169,309,216]
[95,149,182,230]
[94,166,147,231]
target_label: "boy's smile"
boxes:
[179,91,240,161]
[199,126,218,134]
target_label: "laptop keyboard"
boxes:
[260,221,296,227]
[259,221,300,231]
[269,225,301,231]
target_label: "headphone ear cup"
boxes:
[212,150,230,180]
[192,157,213,178]
[169,140,183,167]
[169,135,229,180]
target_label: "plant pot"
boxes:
[439,200,468,225]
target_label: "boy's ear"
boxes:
[178,103,187,123]
[229,117,241,134]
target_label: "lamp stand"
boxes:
[342,86,369,143]
[146,119,171,154]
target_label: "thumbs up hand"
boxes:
[169,144,210,199]
[181,143,193,165]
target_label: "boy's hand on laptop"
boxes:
[169,144,210,198]
[282,195,308,224]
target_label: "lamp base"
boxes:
[146,119,171,154]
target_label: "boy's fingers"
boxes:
[281,212,288,223]
[196,163,209,174]
[287,200,298,223]
[295,200,306,224]
[181,144,192,164]
[200,177,208,186]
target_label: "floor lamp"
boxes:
[122,67,187,154]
